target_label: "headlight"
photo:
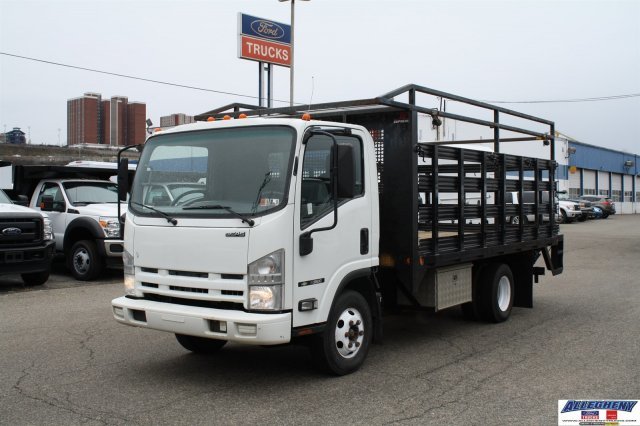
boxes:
[99,216,120,238]
[248,249,284,311]
[42,217,54,241]
[123,249,135,295]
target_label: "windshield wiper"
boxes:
[182,204,255,226]
[131,201,177,225]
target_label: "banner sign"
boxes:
[238,13,292,67]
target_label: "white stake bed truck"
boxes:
[111,85,564,375]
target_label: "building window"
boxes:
[611,190,622,202]
[583,188,596,195]
[624,191,633,202]
[598,189,609,196]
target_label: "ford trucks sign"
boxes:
[238,13,292,67]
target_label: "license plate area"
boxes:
[4,251,24,263]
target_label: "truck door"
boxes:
[34,182,66,250]
[292,130,373,328]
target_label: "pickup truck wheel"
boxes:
[578,214,587,222]
[175,334,226,354]
[311,290,372,375]
[479,263,514,323]
[21,271,50,286]
[69,240,104,281]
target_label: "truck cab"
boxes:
[31,179,126,280]
[112,118,378,372]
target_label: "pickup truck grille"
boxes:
[0,217,43,248]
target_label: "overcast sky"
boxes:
[1,0,638,152]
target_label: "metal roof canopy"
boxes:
[195,83,556,161]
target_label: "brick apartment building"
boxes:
[160,113,195,128]
[67,93,146,146]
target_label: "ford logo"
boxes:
[250,20,285,40]
[2,227,22,236]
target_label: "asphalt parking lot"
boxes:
[1,215,639,425]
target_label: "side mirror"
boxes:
[335,145,356,199]
[40,195,54,211]
[118,158,129,202]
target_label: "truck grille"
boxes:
[0,217,43,248]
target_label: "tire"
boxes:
[175,334,226,354]
[68,240,104,281]
[21,271,50,286]
[311,290,372,375]
[602,213,609,219]
[559,210,567,224]
[578,214,587,222]
[478,263,514,323]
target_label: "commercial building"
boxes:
[160,113,195,128]
[2,128,27,144]
[563,141,639,214]
[67,93,146,146]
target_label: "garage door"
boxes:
[583,170,596,195]
[568,167,581,196]
[598,171,609,196]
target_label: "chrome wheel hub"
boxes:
[334,307,364,359]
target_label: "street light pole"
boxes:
[280,0,309,107]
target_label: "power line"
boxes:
[0,51,295,105]
[2,51,639,105]
[482,93,640,104]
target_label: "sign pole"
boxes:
[258,61,264,107]
[289,0,295,107]
[267,64,273,108]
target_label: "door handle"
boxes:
[360,228,369,255]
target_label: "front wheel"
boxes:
[175,334,226,354]
[479,263,514,323]
[68,240,104,281]
[21,270,50,286]
[311,290,372,375]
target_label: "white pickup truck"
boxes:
[29,179,126,280]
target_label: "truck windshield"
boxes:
[63,182,120,205]
[130,126,296,218]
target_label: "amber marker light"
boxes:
[302,113,311,121]
[223,115,232,120]
[207,117,215,122]
[239,113,248,119]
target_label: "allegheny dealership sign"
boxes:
[238,13,292,67]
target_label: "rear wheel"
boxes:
[175,334,226,354]
[602,212,609,219]
[69,240,104,281]
[311,290,372,375]
[21,271,50,286]
[479,264,514,323]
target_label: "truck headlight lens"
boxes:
[123,249,135,295]
[42,217,54,241]
[248,249,284,311]
[99,216,120,238]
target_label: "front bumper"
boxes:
[565,209,581,218]
[111,296,291,345]
[0,240,55,275]
[103,239,124,257]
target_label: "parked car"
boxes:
[558,192,593,222]
[592,206,604,219]
[579,195,616,218]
